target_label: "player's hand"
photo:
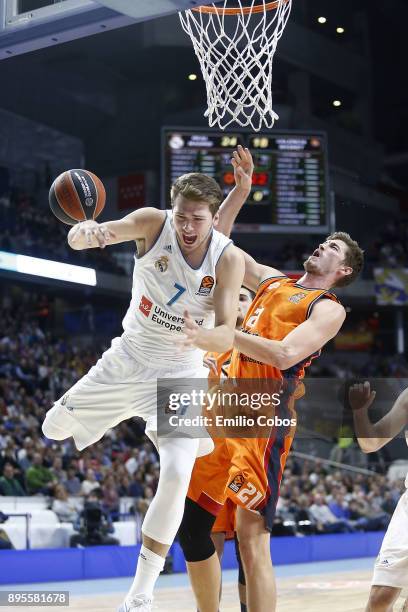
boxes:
[69,220,116,249]
[349,381,376,411]
[203,355,218,376]
[231,145,253,193]
[178,310,203,350]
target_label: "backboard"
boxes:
[0,0,214,60]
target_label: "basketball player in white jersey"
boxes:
[41,157,251,611]
[350,381,408,612]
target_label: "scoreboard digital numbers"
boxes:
[162,128,330,233]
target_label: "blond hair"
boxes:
[171,173,223,216]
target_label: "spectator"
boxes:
[0,462,26,496]
[125,449,140,476]
[328,493,350,520]
[80,469,100,497]
[128,470,144,499]
[309,494,354,534]
[101,474,120,520]
[25,452,56,495]
[292,494,316,535]
[63,466,82,496]
[51,484,78,523]
[135,486,154,518]
[50,456,66,483]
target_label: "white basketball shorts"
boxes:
[372,489,408,589]
[42,336,212,454]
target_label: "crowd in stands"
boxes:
[367,219,408,269]
[0,188,126,275]
[272,455,405,537]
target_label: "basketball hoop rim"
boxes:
[192,0,289,15]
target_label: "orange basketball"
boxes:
[49,169,106,225]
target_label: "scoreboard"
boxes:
[161,128,330,234]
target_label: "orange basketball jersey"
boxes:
[205,349,232,380]
[229,275,339,380]
[188,275,340,528]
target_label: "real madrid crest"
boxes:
[288,292,307,304]
[155,256,169,273]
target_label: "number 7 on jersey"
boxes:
[167,283,186,306]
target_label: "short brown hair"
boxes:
[326,231,364,287]
[170,173,223,216]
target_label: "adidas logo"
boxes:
[164,244,172,253]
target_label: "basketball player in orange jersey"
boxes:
[350,382,408,612]
[179,146,365,612]
[41,156,255,612]
[205,287,253,612]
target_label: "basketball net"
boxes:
[179,0,292,131]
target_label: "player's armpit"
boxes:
[237,247,284,293]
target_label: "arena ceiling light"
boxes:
[0,251,97,286]
[336,27,345,34]
[317,16,327,24]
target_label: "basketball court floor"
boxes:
[2,557,407,612]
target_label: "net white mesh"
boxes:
[179,0,292,131]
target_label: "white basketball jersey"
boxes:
[405,430,408,489]
[122,210,232,368]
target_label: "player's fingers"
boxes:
[237,144,245,159]
[233,150,241,163]
[93,229,105,248]
[241,146,250,161]
[99,227,111,246]
[85,228,93,247]
[231,158,238,168]
[70,226,80,242]
[207,359,218,375]
[184,309,193,321]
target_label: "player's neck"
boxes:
[296,272,332,290]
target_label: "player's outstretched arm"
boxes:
[350,382,408,453]
[216,145,253,238]
[216,145,285,292]
[181,246,245,353]
[68,207,165,250]
[233,298,346,369]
